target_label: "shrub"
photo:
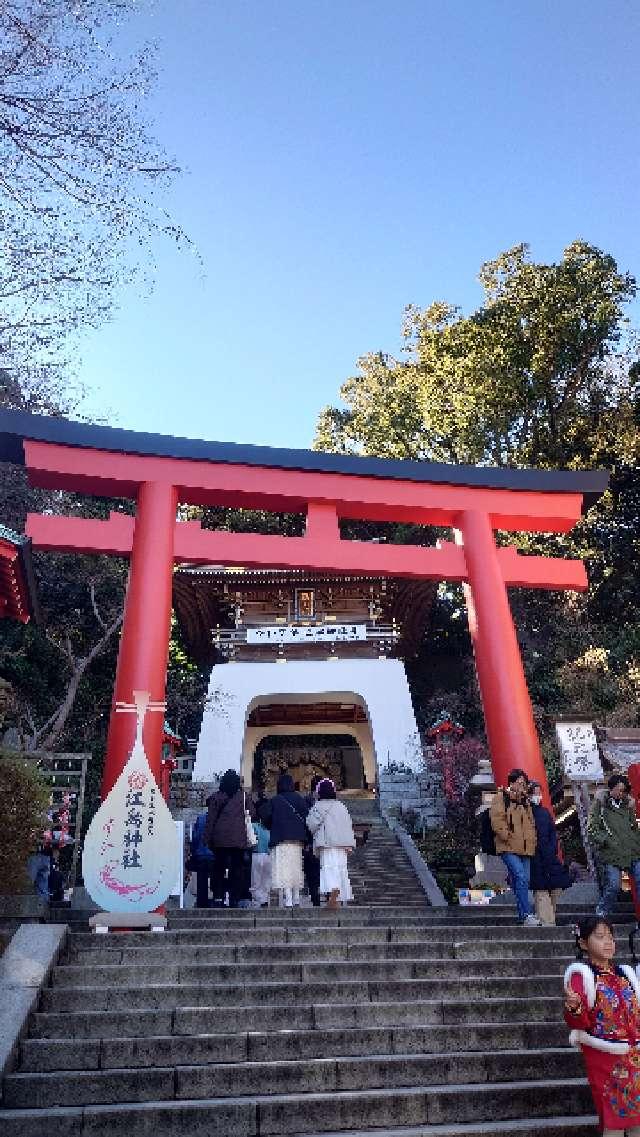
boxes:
[0,754,50,893]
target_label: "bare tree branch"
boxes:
[35,605,123,751]
[89,579,107,632]
[0,0,184,382]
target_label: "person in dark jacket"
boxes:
[262,773,309,907]
[528,780,570,925]
[588,774,640,917]
[190,809,215,908]
[204,769,247,908]
[303,775,322,907]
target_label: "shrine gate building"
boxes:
[173,566,436,791]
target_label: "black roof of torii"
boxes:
[0,408,609,511]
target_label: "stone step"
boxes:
[20,1020,570,1068]
[52,954,573,987]
[30,993,567,1041]
[287,1122,598,1137]
[163,909,625,928]
[4,1047,584,1107]
[62,941,576,966]
[37,996,563,1041]
[164,913,568,929]
[68,923,576,948]
[0,1077,594,1135]
[162,900,632,917]
[39,973,564,1012]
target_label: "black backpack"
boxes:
[479,808,496,856]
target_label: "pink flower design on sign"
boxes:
[127,771,148,791]
[99,861,159,899]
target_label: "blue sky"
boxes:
[79,0,640,450]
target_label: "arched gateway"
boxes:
[0,408,610,809]
[195,659,422,787]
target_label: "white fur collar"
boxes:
[564,962,596,1008]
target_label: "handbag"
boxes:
[245,810,258,848]
[281,795,308,832]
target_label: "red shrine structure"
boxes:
[0,409,609,809]
[0,522,40,625]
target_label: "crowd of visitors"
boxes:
[26,809,72,905]
[487,767,639,928]
[191,770,356,909]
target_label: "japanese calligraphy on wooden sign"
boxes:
[246,623,366,644]
[555,721,604,782]
[82,691,180,912]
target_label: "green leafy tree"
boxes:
[315,241,640,751]
[315,241,637,468]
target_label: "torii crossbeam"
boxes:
[0,410,609,808]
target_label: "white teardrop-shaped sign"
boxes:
[83,692,180,912]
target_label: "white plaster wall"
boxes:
[193,659,422,783]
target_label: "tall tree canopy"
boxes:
[316,241,640,752]
[316,241,638,468]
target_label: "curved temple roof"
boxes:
[0,409,608,511]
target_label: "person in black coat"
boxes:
[261,773,309,907]
[204,769,248,908]
[528,780,570,925]
[303,775,322,907]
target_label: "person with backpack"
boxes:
[203,769,248,908]
[489,767,541,926]
[588,774,640,917]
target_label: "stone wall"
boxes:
[378,756,445,829]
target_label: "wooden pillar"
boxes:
[455,509,552,808]
[102,481,178,797]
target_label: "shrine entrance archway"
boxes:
[194,659,421,787]
[249,730,367,795]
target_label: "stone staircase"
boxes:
[339,794,429,907]
[3,894,631,1135]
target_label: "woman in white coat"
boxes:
[305,779,356,909]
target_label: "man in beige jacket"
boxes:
[490,767,541,926]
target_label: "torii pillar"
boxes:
[103,482,177,795]
[456,511,549,801]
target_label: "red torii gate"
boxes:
[0,410,609,809]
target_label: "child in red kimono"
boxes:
[564,915,640,1135]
